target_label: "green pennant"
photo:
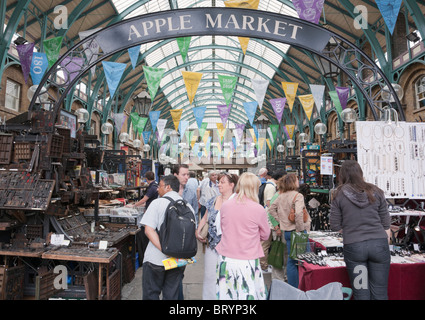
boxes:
[218,75,237,106]
[130,112,140,134]
[185,130,193,144]
[143,66,165,100]
[269,124,279,147]
[198,122,208,139]
[43,36,63,69]
[329,90,343,115]
[176,37,191,62]
[136,117,148,133]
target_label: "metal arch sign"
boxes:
[29,7,403,126]
[94,8,331,54]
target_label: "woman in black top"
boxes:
[330,160,391,300]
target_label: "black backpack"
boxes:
[158,197,197,259]
[258,182,276,207]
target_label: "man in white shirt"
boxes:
[140,175,195,300]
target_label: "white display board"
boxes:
[356,121,425,199]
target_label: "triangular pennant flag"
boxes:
[253,124,259,143]
[170,109,183,131]
[270,97,286,124]
[251,78,269,110]
[182,71,203,105]
[130,112,140,134]
[336,86,350,110]
[185,130,194,144]
[137,117,148,133]
[282,82,299,112]
[79,28,101,76]
[112,113,127,132]
[30,52,48,86]
[309,84,325,114]
[329,90,343,115]
[142,131,151,144]
[243,101,258,126]
[268,124,279,146]
[143,66,165,100]
[199,122,208,139]
[234,124,245,144]
[266,138,272,151]
[43,36,63,69]
[298,94,315,121]
[176,37,191,62]
[60,56,85,85]
[179,120,189,138]
[218,75,238,106]
[238,37,250,55]
[258,137,266,152]
[217,104,231,128]
[285,125,295,139]
[192,106,206,129]
[375,0,403,35]
[16,43,34,84]
[292,0,324,24]
[102,61,126,98]
[128,45,141,69]
[149,110,161,133]
[156,119,167,141]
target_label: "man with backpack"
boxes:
[140,175,196,300]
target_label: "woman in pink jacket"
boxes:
[215,172,271,300]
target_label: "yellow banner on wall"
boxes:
[298,94,315,121]
[182,71,203,104]
[281,82,298,112]
[170,109,183,131]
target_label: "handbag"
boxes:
[268,237,284,269]
[289,231,309,260]
[199,222,209,239]
[288,193,309,223]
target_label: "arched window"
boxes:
[414,75,425,110]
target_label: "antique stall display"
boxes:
[0,110,140,300]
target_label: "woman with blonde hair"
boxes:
[215,172,270,300]
[268,173,311,288]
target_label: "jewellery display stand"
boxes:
[356,121,425,199]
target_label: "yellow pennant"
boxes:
[298,94,315,121]
[182,71,203,105]
[266,138,272,151]
[224,0,259,54]
[285,125,295,139]
[170,109,183,131]
[258,137,266,151]
[248,128,257,144]
[190,134,198,149]
[281,82,299,112]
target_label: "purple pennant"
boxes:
[60,56,85,85]
[336,86,350,110]
[217,104,231,128]
[16,43,35,84]
[292,0,324,24]
[270,97,286,124]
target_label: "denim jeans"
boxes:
[284,231,299,288]
[343,238,390,300]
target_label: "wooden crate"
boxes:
[0,134,13,164]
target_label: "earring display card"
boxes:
[356,121,425,199]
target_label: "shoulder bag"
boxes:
[288,193,309,223]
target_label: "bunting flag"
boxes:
[329,90,343,115]
[137,117,148,134]
[253,124,259,143]
[78,28,101,76]
[142,131,151,145]
[178,120,189,138]
[217,104,231,128]
[336,86,350,110]
[309,84,325,114]
[270,97,286,124]
[30,52,48,86]
[268,124,279,147]
[251,78,269,110]
[149,110,161,132]
[170,109,183,131]
[217,127,226,144]
[190,134,198,149]
[375,0,403,35]
[243,101,258,126]
[156,119,168,142]
[298,94,315,121]
[234,124,245,144]
[102,61,126,98]
[60,56,85,85]
[249,128,257,144]
[130,112,140,134]
[266,138,272,151]
[185,130,194,145]
[281,82,298,112]
[143,66,165,100]
[192,106,206,129]
[199,122,208,139]
[177,37,191,62]
[224,0,260,54]
[285,125,295,139]
[258,137,266,153]
[218,75,238,106]
[292,0,325,24]
[128,45,141,69]
[16,43,34,84]
[43,36,63,69]
[112,113,127,132]
[182,71,203,105]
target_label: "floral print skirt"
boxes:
[216,255,267,300]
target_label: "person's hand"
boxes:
[276,229,282,237]
[195,229,206,243]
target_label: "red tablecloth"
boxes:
[298,261,425,300]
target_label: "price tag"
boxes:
[99,241,108,250]
[51,233,64,246]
